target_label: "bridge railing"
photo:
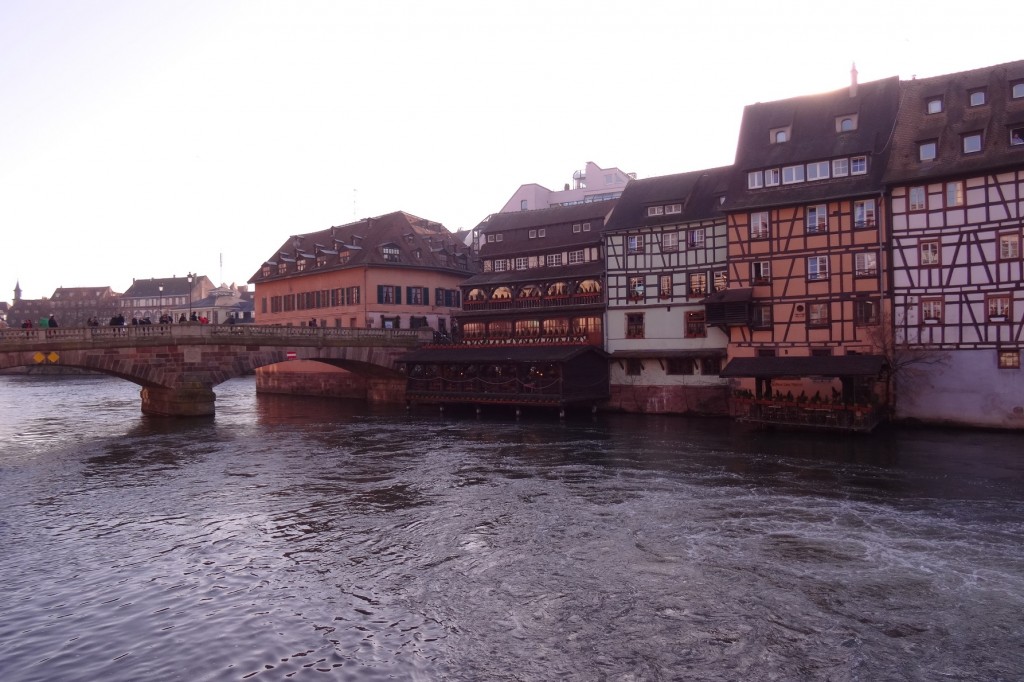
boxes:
[0,324,434,346]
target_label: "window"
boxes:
[855,252,878,277]
[583,222,591,232]
[782,165,805,184]
[764,168,781,186]
[854,200,876,228]
[962,132,983,154]
[495,234,503,242]
[573,223,582,233]
[921,298,943,323]
[806,161,830,181]
[494,259,508,272]
[662,232,678,252]
[538,229,546,237]
[921,241,940,267]
[666,203,683,214]
[752,261,771,285]
[750,211,770,239]
[771,127,790,143]
[685,311,706,338]
[546,253,563,267]
[1014,82,1024,99]
[1011,128,1024,146]
[568,250,585,265]
[988,295,1011,320]
[666,358,695,375]
[968,89,987,107]
[854,299,879,325]
[832,158,849,177]
[626,359,643,376]
[807,256,829,281]
[261,265,271,277]
[515,256,529,270]
[752,304,773,329]
[407,287,426,305]
[277,263,288,275]
[713,270,728,292]
[627,235,644,254]
[909,186,927,211]
[688,229,705,248]
[529,230,537,239]
[946,181,964,207]
[382,245,400,262]
[998,350,1021,369]
[627,276,646,301]
[808,302,829,327]
[659,275,672,299]
[688,272,707,296]
[927,97,943,114]
[647,206,665,217]
[850,156,867,174]
[378,285,398,304]
[837,115,857,132]
[626,313,645,339]
[520,199,528,210]
[748,171,764,189]
[806,204,827,233]
[919,141,937,161]
[1000,233,1020,260]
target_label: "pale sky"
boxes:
[2,0,1020,300]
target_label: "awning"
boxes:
[720,354,887,378]
[398,345,607,364]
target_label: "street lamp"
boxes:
[187,272,194,320]
[158,284,164,323]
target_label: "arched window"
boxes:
[492,286,513,300]
[547,281,569,297]
[577,279,602,294]
[518,284,542,298]
[467,288,487,301]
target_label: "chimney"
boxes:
[850,62,858,98]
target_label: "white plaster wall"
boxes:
[896,349,1024,429]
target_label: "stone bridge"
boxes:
[0,324,432,416]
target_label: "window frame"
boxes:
[806,161,830,181]
[747,171,763,189]
[658,274,673,300]
[687,228,705,248]
[968,88,987,107]
[832,158,849,177]
[626,235,644,254]
[806,255,829,282]
[625,313,645,339]
[751,261,771,286]
[998,349,1021,369]
[850,156,868,175]
[999,232,1020,260]
[854,298,880,326]
[921,298,943,323]
[685,310,707,338]
[920,240,940,267]
[945,181,964,207]
[627,276,646,301]
[764,168,781,187]
[909,186,927,212]
[807,302,829,328]
[688,271,708,297]
[805,204,828,233]
[661,231,679,252]
[782,164,805,185]
[855,251,878,278]
[987,294,1011,321]
[751,304,773,329]
[926,97,944,114]
[962,132,983,154]
[750,211,770,240]
[919,141,938,162]
[853,199,876,229]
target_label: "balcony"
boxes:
[731,397,883,432]
[462,292,603,312]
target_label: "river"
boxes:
[0,374,1022,681]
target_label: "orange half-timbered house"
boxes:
[714,70,900,430]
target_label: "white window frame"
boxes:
[854,200,876,229]
[688,229,705,248]
[750,211,769,240]
[515,256,529,270]
[909,186,927,211]
[920,241,940,267]
[946,181,964,207]
[752,261,771,284]
[1000,233,1020,260]
[568,249,586,265]
[662,232,678,252]
[665,203,682,214]
[806,161,830,181]
[855,252,878,277]
[764,168,781,187]
[850,156,868,174]
[806,204,827,233]
[747,171,763,189]
[627,235,644,254]
[919,141,937,162]
[807,256,829,281]
[927,97,943,114]
[782,165,805,184]
[546,253,563,267]
[647,206,664,217]
[963,132,983,154]
[832,158,849,177]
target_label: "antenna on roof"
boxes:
[850,62,859,98]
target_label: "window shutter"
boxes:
[423,287,430,306]
[377,285,384,304]
[395,286,402,305]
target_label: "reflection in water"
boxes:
[0,375,1022,681]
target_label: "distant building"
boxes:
[7,282,121,327]
[189,283,255,324]
[500,161,634,214]
[120,275,214,323]
[603,167,733,415]
[249,211,474,333]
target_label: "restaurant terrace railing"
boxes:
[731,397,883,432]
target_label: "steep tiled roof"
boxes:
[122,277,197,298]
[884,60,1024,184]
[474,201,617,259]
[724,75,901,210]
[603,166,731,232]
[249,211,475,283]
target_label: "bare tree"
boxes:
[863,313,950,418]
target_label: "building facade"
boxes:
[249,211,473,333]
[884,61,1024,429]
[602,167,732,415]
[500,161,634,213]
[120,276,214,323]
[715,70,901,429]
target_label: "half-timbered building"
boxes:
[883,60,1024,429]
[399,202,615,412]
[715,69,900,430]
[602,167,732,414]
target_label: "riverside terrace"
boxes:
[0,325,432,416]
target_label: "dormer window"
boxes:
[836,115,858,132]
[962,132,983,154]
[665,203,682,214]
[1013,82,1024,99]
[382,245,400,263]
[770,127,790,144]
[926,97,943,114]
[277,263,288,275]
[647,206,665,216]
[339,250,350,264]
[296,259,307,271]
[262,265,272,278]
[919,141,938,162]
[316,255,328,267]
[969,89,987,107]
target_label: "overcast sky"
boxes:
[2,0,1020,300]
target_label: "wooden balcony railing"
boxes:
[731,398,883,432]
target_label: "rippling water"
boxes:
[1,374,1023,681]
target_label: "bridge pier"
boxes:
[140,386,216,417]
